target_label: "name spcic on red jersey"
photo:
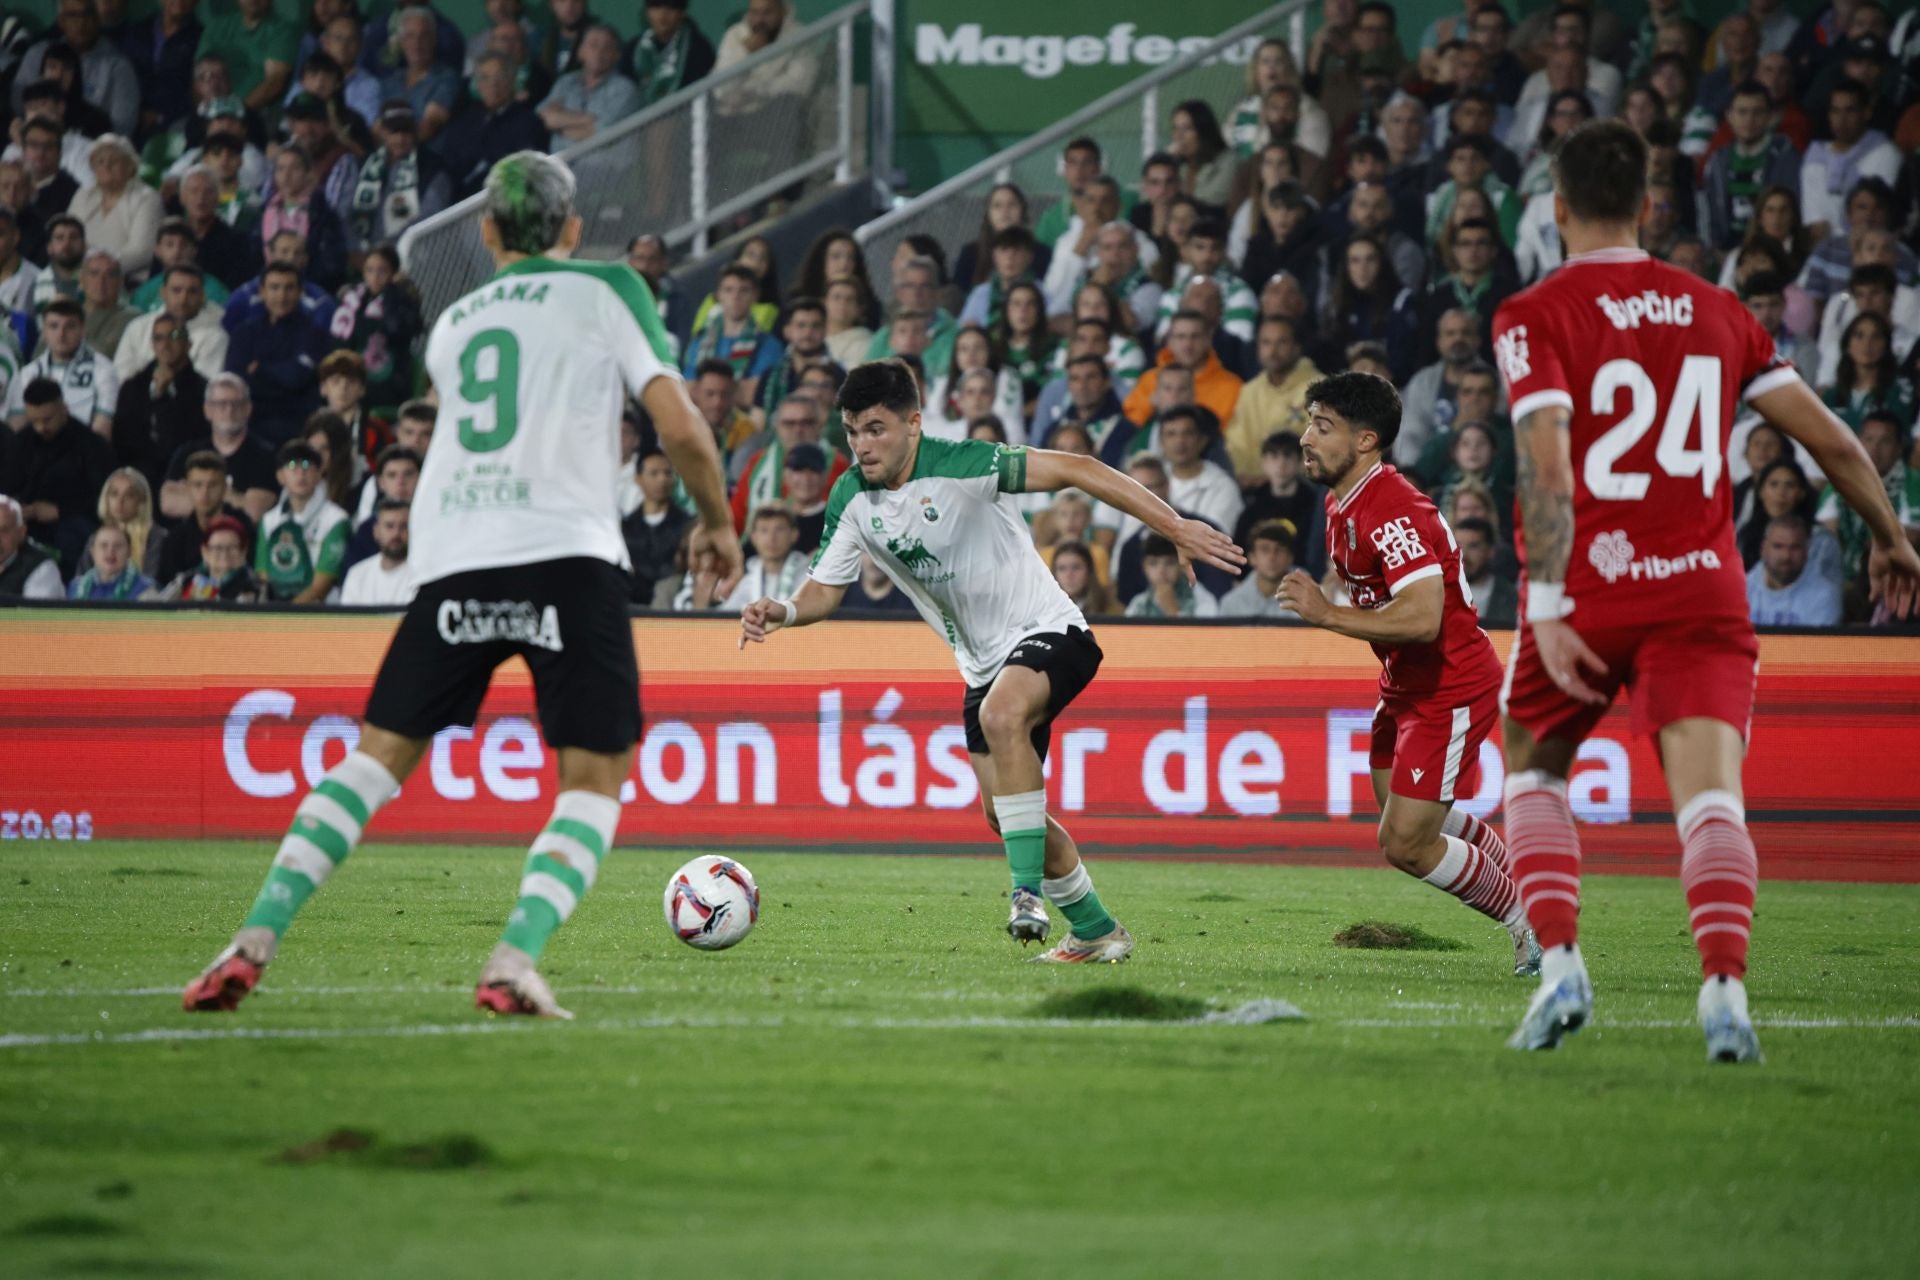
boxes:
[1594,291,1695,329]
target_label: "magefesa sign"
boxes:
[904,8,1261,135]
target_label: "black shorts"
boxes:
[364,557,641,754]
[961,626,1103,761]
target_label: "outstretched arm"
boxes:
[1751,378,1920,618]
[1513,404,1608,705]
[739,575,848,649]
[1021,448,1245,578]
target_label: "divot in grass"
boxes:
[1333,921,1466,951]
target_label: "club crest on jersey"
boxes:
[920,497,940,523]
[870,516,884,531]
[1370,517,1426,570]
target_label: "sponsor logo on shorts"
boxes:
[436,599,564,651]
[1587,529,1722,585]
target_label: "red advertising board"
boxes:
[3,611,1916,881]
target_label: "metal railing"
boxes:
[856,1,1309,304]
[400,1,875,325]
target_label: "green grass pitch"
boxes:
[3,842,1917,1278]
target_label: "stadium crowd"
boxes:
[0,0,1917,629]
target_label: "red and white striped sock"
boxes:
[1678,790,1758,980]
[1421,835,1525,929]
[1443,807,1512,873]
[1504,770,1582,951]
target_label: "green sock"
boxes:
[1043,863,1117,939]
[498,792,619,962]
[241,754,395,938]
[994,789,1047,893]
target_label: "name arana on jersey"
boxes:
[443,278,553,328]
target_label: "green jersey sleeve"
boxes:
[315,513,349,577]
[808,468,865,586]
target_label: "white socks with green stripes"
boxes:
[497,790,621,963]
[241,751,401,949]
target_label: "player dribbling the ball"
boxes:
[738,358,1245,962]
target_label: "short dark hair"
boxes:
[1358,2,1396,26]
[1066,353,1109,376]
[1141,533,1178,561]
[783,295,826,324]
[1453,516,1495,544]
[1072,316,1113,342]
[837,358,922,419]
[1738,270,1788,300]
[1729,79,1771,109]
[164,264,207,287]
[1261,430,1302,458]
[397,398,436,425]
[374,444,423,473]
[1141,150,1178,174]
[1188,217,1228,245]
[1347,136,1388,165]
[719,263,758,288]
[1167,308,1211,332]
[276,439,322,468]
[1064,135,1101,161]
[1447,132,1495,162]
[1846,176,1895,214]
[41,297,83,323]
[262,262,302,284]
[1827,76,1868,108]
[1305,370,1402,453]
[751,502,798,532]
[990,225,1037,254]
[694,358,735,381]
[1552,120,1648,225]
[374,495,410,517]
[1249,519,1298,551]
[21,377,63,408]
[1849,263,1897,295]
[45,213,83,238]
[1159,405,1205,434]
[1764,511,1810,540]
[156,218,197,245]
[183,449,226,477]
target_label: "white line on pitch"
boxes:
[1,1013,1915,1051]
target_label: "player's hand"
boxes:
[1169,517,1246,584]
[1276,569,1330,625]
[738,597,789,649]
[693,522,745,600]
[1531,618,1609,707]
[1868,538,1920,620]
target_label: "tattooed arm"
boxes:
[1513,405,1576,587]
[1513,404,1608,706]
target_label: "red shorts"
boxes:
[1369,683,1500,805]
[1500,617,1759,745]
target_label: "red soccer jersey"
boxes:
[1490,247,1797,626]
[1325,462,1504,703]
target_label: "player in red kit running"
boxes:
[1280,371,1542,976]
[1493,120,1920,1062]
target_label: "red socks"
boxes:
[1504,771,1582,951]
[1444,807,1512,872]
[1678,791,1758,980]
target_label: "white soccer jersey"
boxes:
[6,344,118,425]
[412,256,679,586]
[809,437,1085,687]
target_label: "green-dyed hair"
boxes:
[484,150,576,256]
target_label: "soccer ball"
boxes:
[663,857,760,950]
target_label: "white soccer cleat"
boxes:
[475,944,573,1020]
[1512,927,1543,978]
[1698,975,1763,1065]
[1007,887,1050,945]
[1507,971,1593,1051]
[1034,922,1134,964]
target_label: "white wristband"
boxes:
[774,598,797,626]
[1525,583,1571,623]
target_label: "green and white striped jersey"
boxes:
[810,437,1085,687]
[414,256,678,586]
